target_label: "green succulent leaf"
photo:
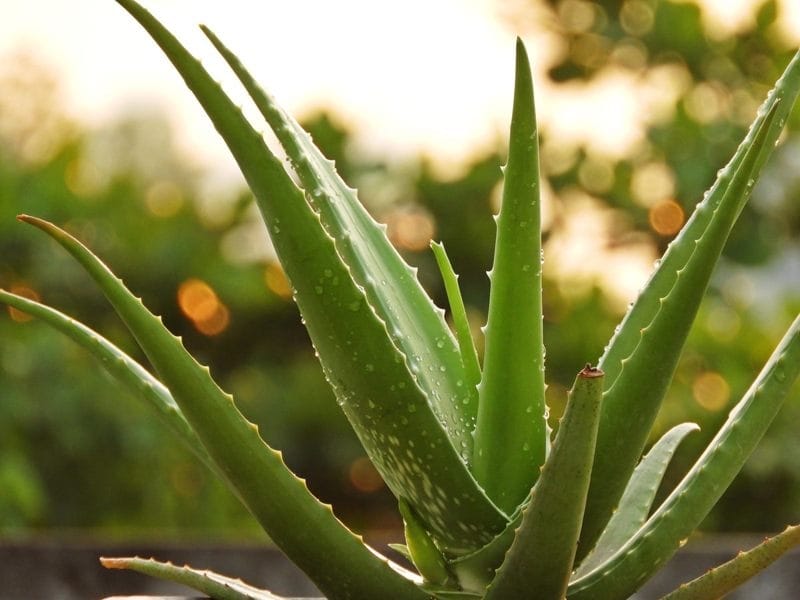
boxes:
[568,313,800,599]
[200,25,475,458]
[5,5,799,600]
[426,590,482,600]
[575,422,699,576]
[19,214,427,600]
[659,524,800,600]
[0,288,215,473]
[447,504,525,594]
[399,499,453,586]
[113,0,507,555]
[473,38,547,513]
[485,366,604,600]
[431,241,481,401]
[101,556,286,600]
[579,58,800,557]
[597,48,800,398]
[425,590,482,600]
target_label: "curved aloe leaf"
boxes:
[431,241,481,400]
[568,313,800,599]
[199,25,474,458]
[112,0,507,554]
[485,366,604,600]
[598,50,800,389]
[578,79,797,558]
[19,215,427,600]
[659,524,800,600]
[574,422,699,576]
[473,38,547,513]
[0,289,215,473]
[101,556,286,600]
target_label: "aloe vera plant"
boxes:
[3,1,800,598]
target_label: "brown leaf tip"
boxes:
[99,557,126,569]
[579,363,604,378]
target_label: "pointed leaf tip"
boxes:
[515,37,528,58]
[99,557,126,569]
[659,524,800,600]
[473,25,543,513]
[18,214,48,228]
[485,367,603,599]
[514,40,532,88]
[580,364,604,378]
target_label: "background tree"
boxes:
[1,0,800,537]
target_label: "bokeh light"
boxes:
[264,262,293,300]
[177,278,230,336]
[384,206,437,252]
[649,199,685,236]
[631,162,676,207]
[64,158,104,198]
[348,456,385,494]
[692,371,731,411]
[146,180,185,218]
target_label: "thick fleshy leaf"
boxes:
[568,313,800,599]
[473,38,547,513]
[431,242,481,401]
[113,0,507,554]
[485,366,604,600]
[598,49,800,397]
[400,500,453,586]
[200,25,475,458]
[0,289,214,472]
[574,422,699,576]
[447,503,525,594]
[20,214,427,600]
[578,67,799,557]
[426,591,481,600]
[101,556,286,600]
[659,524,800,600]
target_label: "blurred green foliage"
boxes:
[2,0,800,539]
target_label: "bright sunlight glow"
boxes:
[2,0,798,176]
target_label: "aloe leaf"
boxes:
[19,215,428,600]
[485,366,604,600]
[598,48,800,393]
[200,25,474,457]
[574,422,699,576]
[578,86,795,558]
[426,590,482,600]
[0,289,215,472]
[447,503,525,594]
[430,241,481,398]
[473,38,546,513]
[659,524,800,600]
[567,313,800,599]
[399,499,453,586]
[101,556,286,600]
[113,0,507,554]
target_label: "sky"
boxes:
[2,0,516,177]
[4,0,798,180]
